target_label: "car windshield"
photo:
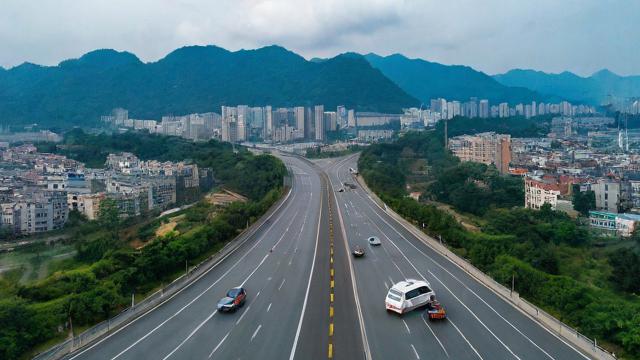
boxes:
[227,288,241,298]
[387,289,402,301]
[218,297,233,305]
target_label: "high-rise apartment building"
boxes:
[448,132,512,174]
[265,105,273,140]
[314,105,325,141]
[479,100,489,118]
[295,106,305,135]
[347,109,356,128]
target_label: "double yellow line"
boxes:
[328,189,335,359]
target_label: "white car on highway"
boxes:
[368,236,381,246]
[385,279,435,314]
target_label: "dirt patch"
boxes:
[206,189,248,206]
[426,201,481,232]
[155,215,185,237]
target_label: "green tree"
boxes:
[572,185,595,216]
[609,249,640,293]
[98,198,119,231]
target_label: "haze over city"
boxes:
[1,0,639,76]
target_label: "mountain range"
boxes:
[493,69,640,105]
[0,46,417,127]
[1,44,639,128]
[363,53,558,105]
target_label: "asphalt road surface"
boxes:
[64,154,364,360]
[318,154,592,360]
[63,151,595,360]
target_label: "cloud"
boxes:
[0,0,637,76]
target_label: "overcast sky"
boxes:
[0,0,638,76]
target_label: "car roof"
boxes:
[390,279,429,293]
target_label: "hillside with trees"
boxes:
[0,46,417,128]
[0,131,286,359]
[359,127,640,358]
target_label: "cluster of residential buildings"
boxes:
[448,114,640,237]
[102,105,404,144]
[404,98,597,125]
[0,144,213,236]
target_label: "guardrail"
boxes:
[355,175,616,360]
[34,185,292,360]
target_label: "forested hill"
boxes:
[365,53,558,104]
[0,46,418,127]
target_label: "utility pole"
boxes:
[511,273,515,296]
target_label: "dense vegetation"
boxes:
[443,114,553,138]
[359,124,640,358]
[40,129,285,200]
[305,145,365,159]
[0,46,417,128]
[1,131,286,359]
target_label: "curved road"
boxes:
[319,154,592,360]
[63,152,595,360]
[64,154,363,360]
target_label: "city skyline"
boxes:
[0,0,639,76]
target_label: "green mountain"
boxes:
[364,53,556,105]
[493,68,640,105]
[0,46,417,127]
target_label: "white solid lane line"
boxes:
[162,179,309,359]
[351,185,524,359]
[344,156,585,359]
[69,185,295,360]
[288,180,322,360]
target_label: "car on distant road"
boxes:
[217,287,247,312]
[337,188,345,192]
[368,236,381,246]
[352,245,365,257]
[343,182,357,189]
[385,279,435,314]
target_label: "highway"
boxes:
[63,154,363,360]
[319,154,593,360]
[62,151,597,360]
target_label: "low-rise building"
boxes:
[68,192,105,220]
[525,176,562,210]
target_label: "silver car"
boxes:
[368,236,381,246]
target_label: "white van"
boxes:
[385,279,435,314]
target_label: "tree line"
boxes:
[1,131,286,359]
[358,125,640,358]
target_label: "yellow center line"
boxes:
[329,306,334,317]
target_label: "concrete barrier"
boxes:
[34,185,292,360]
[355,175,616,360]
